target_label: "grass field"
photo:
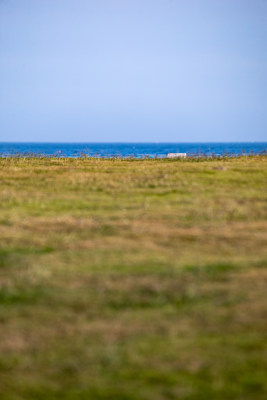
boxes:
[0,155,267,400]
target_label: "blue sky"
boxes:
[0,0,266,142]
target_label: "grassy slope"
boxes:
[0,156,266,400]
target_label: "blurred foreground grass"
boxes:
[0,156,267,400]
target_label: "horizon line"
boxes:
[1,141,266,144]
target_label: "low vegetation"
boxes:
[0,155,266,399]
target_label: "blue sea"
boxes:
[0,142,266,158]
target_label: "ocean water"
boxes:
[0,142,266,158]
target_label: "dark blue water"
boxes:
[0,142,266,158]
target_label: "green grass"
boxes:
[0,155,266,400]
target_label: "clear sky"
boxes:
[0,0,266,142]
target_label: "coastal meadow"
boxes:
[0,155,266,399]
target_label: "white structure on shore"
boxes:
[167,153,187,158]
